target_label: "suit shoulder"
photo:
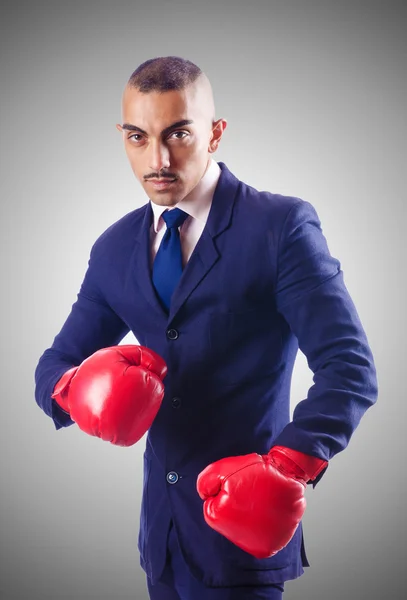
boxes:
[239,179,313,223]
[91,203,148,254]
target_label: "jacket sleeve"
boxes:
[34,242,130,431]
[271,199,378,487]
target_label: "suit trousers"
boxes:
[146,520,285,600]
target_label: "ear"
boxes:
[208,118,227,153]
[116,123,123,133]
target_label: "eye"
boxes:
[127,133,148,144]
[170,131,188,140]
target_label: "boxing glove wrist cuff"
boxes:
[51,366,78,415]
[269,445,328,482]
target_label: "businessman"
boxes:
[35,56,378,599]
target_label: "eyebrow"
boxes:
[121,119,194,138]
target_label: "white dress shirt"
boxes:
[149,159,221,268]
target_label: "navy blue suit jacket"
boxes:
[35,162,378,586]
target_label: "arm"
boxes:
[34,242,130,430]
[271,199,378,486]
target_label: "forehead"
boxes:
[121,85,205,130]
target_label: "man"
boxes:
[35,56,378,599]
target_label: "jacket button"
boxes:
[166,328,179,340]
[166,471,179,484]
[172,397,181,408]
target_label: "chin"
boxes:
[150,186,186,207]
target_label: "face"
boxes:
[116,78,227,207]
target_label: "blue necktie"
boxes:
[152,207,189,311]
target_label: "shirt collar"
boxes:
[150,159,221,233]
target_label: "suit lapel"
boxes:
[133,202,169,320]
[169,162,241,322]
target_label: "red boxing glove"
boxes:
[51,345,167,446]
[197,446,328,559]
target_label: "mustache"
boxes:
[144,171,177,180]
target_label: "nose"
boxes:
[148,139,170,174]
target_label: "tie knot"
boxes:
[162,207,189,229]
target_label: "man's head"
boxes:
[116,56,227,207]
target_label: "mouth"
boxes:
[146,178,177,190]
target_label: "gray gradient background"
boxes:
[1,0,406,598]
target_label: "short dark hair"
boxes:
[127,56,202,93]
